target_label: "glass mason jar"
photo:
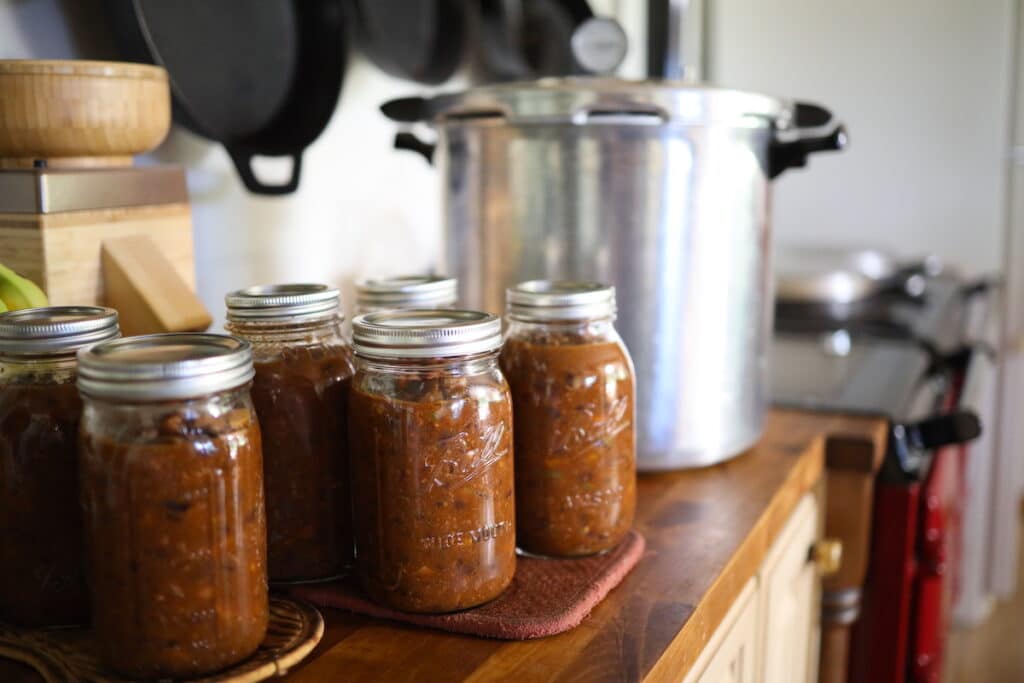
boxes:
[225,284,355,582]
[500,281,637,557]
[349,310,516,613]
[0,306,119,627]
[77,334,268,680]
[354,275,458,314]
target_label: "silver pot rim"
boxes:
[388,77,792,127]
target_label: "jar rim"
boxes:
[355,275,457,309]
[0,306,120,355]
[77,333,254,400]
[506,280,616,322]
[225,283,341,323]
[352,309,501,359]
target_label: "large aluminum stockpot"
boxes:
[383,79,846,470]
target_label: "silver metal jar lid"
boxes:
[225,283,341,322]
[352,310,502,359]
[507,281,616,321]
[0,306,120,355]
[355,275,458,311]
[77,333,254,401]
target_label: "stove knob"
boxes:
[810,538,843,576]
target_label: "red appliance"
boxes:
[772,268,986,683]
[911,379,966,683]
[850,384,977,683]
[853,480,921,681]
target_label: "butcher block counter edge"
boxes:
[276,409,855,683]
[642,409,827,682]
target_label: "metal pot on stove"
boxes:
[775,245,944,313]
[382,79,847,470]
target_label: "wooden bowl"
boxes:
[0,60,171,168]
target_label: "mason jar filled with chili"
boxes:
[349,309,515,613]
[500,281,636,557]
[0,306,119,627]
[77,334,268,680]
[225,283,355,582]
[355,275,458,314]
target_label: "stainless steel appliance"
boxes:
[382,79,846,469]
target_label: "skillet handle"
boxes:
[227,149,303,195]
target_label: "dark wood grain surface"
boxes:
[0,409,849,683]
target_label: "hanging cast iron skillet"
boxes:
[352,0,465,85]
[105,0,346,195]
[523,0,594,74]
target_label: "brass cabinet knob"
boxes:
[811,538,843,576]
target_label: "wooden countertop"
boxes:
[0,409,840,683]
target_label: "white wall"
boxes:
[1007,1,1024,339]
[707,0,1015,275]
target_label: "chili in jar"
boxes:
[77,334,268,679]
[226,284,355,582]
[500,281,636,557]
[0,306,119,627]
[349,309,515,613]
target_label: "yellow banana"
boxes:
[0,263,48,311]
[0,298,7,314]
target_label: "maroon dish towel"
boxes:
[288,530,645,640]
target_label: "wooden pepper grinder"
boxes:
[0,59,211,335]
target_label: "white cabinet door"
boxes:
[682,577,759,683]
[758,493,820,683]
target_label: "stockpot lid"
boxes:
[381,77,792,127]
[77,333,254,401]
[0,306,120,356]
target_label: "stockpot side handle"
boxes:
[390,104,514,162]
[381,96,433,123]
[769,101,848,179]
[394,132,436,163]
[381,96,506,124]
